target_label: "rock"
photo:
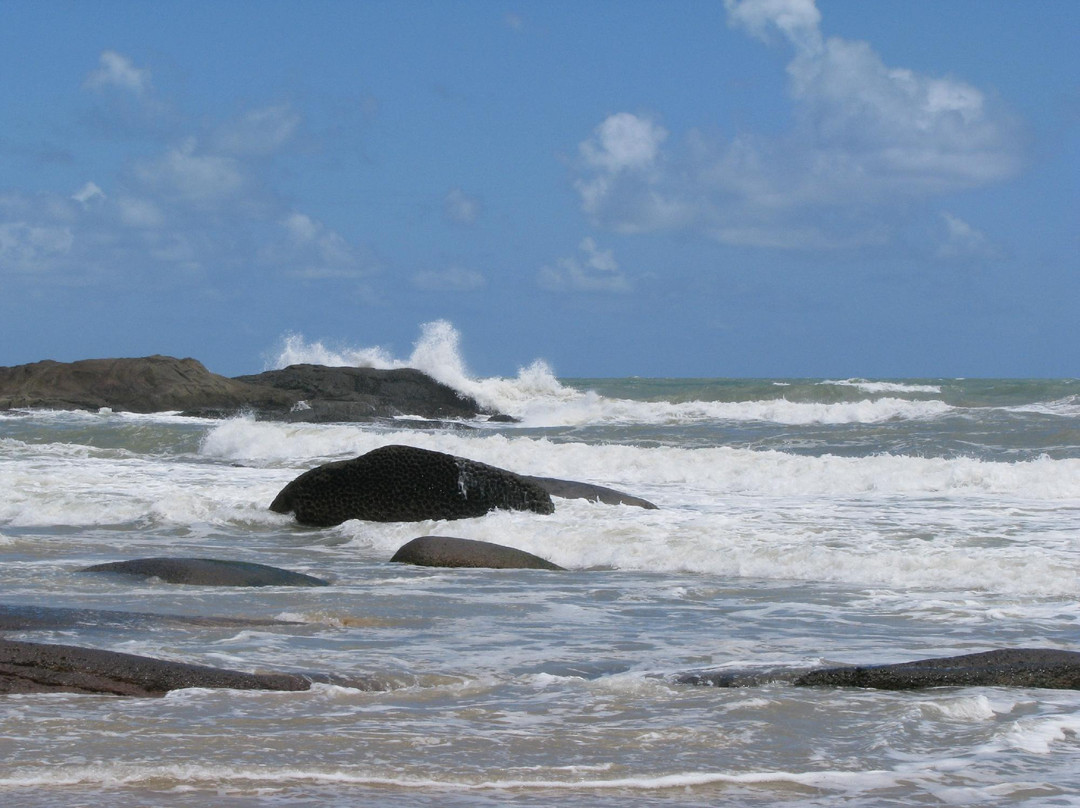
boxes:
[270,444,555,527]
[675,648,1080,691]
[0,355,293,414]
[79,558,330,587]
[0,604,294,632]
[233,365,492,422]
[0,356,509,423]
[523,476,658,509]
[0,638,318,696]
[390,536,564,570]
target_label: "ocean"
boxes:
[2,327,1079,807]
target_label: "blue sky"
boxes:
[1,0,1077,378]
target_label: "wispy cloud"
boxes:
[539,237,631,293]
[83,51,152,95]
[412,265,485,291]
[443,188,482,226]
[574,0,1021,251]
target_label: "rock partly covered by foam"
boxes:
[234,364,489,422]
[0,356,497,422]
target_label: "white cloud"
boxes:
[117,196,165,229]
[412,265,486,291]
[575,0,1021,251]
[268,212,373,278]
[212,105,301,156]
[83,51,151,95]
[443,188,482,226]
[71,182,106,207]
[935,212,1004,261]
[538,237,631,292]
[135,138,247,207]
[0,221,74,272]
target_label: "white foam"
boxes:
[266,322,955,426]
[824,379,943,395]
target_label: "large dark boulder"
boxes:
[270,444,555,527]
[0,355,294,414]
[390,536,563,570]
[676,648,1080,691]
[79,558,330,587]
[523,476,658,509]
[234,365,488,422]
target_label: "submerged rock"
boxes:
[80,557,330,587]
[390,536,564,570]
[676,648,1080,691]
[523,476,658,509]
[270,444,554,527]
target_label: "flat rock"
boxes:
[0,638,318,696]
[676,648,1080,691]
[523,476,658,509]
[79,557,330,587]
[390,536,563,570]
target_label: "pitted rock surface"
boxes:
[270,444,555,526]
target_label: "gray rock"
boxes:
[390,536,563,570]
[79,558,330,587]
[270,444,555,527]
[523,476,658,509]
[676,648,1080,691]
[0,638,316,696]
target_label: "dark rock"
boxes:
[79,558,330,587]
[0,604,293,632]
[270,444,555,527]
[0,356,510,423]
[523,476,658,509]
[390,536,563,570]
[675,648,1080,691]
[234,365,491,421]
[0,638,319,696]
[486,413,519,423]
[0,356,294,414]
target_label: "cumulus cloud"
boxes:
[538,237,631,292]
[412,265,485,291]
[575,0,1021,251]
[83,51,152,95]
[443,188,482,226]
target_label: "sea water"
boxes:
[1,323,1079,806]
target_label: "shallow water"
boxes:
[1,370,1079,806]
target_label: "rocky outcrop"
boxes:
[676,648,1080,691]
[0,356,293,414]
[390,536,563,570]
[523,476,658,509]
[0,356,497,422]
[234,364,488,422]
[80,558,330,587]
[270,444,555,526]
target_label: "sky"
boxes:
[1,0,1077,378]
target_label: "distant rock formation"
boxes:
[0,355,500,422]
[234,364,488,422]
[270,444,555,526]
[390,536,564,570]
